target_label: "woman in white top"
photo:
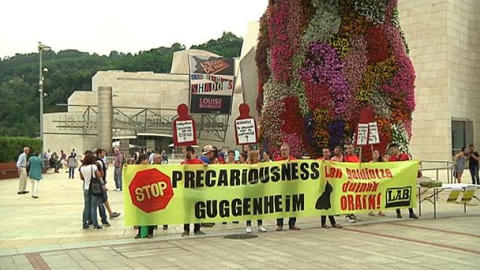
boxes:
[80,153,103,229]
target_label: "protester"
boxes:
[152,153,169,230]
[344,144,360,162]
[318,147,342,228]
[388,143,418,219]
[331,145,357,223]
[200,145,215,164]
[80,153,104,229]
[28,152,44,199]
[246,150,268,233]
[16,147,30,195]
[238,153,247,164]
[221,150,240,225]
[134,154,155,238]
[181,146,205,236]
[225,150,237,164]
[453,147,467,183]
[368,150,385,217]
[275,143,300,231]
[468,144,480,185]
[67,152,78,179]
[330,146,343,162]
[113,148,123,191]
[262,151,273,162]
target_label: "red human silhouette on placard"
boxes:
[234,103,258,145]
[172,104,197,146]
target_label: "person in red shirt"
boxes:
[275,143,300,231]
[388,143,418,219]
[181,146,206,236]
[318,147,342,228]
[344,144,360,162]
[333,144,358,223]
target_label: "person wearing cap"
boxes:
[199,145,217,227]
[200,145,215,164]
[181,146,206,236]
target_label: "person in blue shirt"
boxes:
[200,145,215,164]
[16,147,30,194]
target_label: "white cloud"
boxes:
[0,0,268,58]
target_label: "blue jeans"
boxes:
[83,189,100,227]
[98,202,107,224]
[114,167,122,190]
[69,167,75,178]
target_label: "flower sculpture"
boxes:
[256,0,415,159]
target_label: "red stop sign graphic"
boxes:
[129,168,174,213]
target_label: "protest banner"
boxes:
[234,103,258,145]
[172,104,197,146]
[123,160,419,226]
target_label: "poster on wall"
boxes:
[189,55,235,114]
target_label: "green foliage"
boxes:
[0,32,242,138]
[0,137,42,162]
[190,32,243,57]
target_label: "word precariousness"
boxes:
[172,162,320,188]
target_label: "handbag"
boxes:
[89,165,103,196]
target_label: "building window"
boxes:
[451,119,473,157]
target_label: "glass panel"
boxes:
[451,121,466,157]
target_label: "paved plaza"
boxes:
[0,167,479,269]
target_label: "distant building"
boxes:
[45,0,480,161]
[399,0,480,160]
[43,23,260,155]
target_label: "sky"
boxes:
[0,0,268,58]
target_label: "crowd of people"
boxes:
[16,141,431,238]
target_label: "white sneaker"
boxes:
[258,225,267,232]
[246,226,252,233]
[345,216,356,223]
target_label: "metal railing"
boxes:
[418,160,455,183]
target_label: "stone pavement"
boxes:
[0,167,479,269]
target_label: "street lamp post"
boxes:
[38,42,51,154]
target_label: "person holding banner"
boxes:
[344,144,360,162]
[246,150,268,233]
[388,143,418,219]
[181,146,206,236]
[368,150,386,217]
[200,145,215,164]
[275,143,301,231]
[333,145,358,223]
[134,154,155,239]
[262,151,273,163]
[318,147,342,228]
[330,146,343,162]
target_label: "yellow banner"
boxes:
[123,160,419,226]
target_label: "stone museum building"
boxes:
[43,0,480,161]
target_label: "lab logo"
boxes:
[385,186,411,208]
